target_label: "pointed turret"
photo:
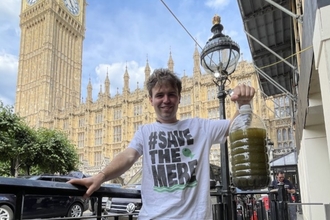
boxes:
[104,69,110,97]
[87,78,93,103]
[167,49,174,72]
[144,58,151,89]
[98,84,103,99]
[193,43,201,76]
[123,65,130,93]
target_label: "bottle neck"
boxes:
[239,104,252,114]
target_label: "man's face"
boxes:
[149,83,180,124]
[276,173,285,182]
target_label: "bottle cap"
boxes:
[239,104,252,113]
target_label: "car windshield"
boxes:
[28,176,42,180]
[102,183,122,188]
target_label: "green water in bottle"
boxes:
[229,104,270,190]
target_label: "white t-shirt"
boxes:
[128,118,230,220]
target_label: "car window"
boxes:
[54,177,70,183]
[28,176,38,180]
[38,177,53,181]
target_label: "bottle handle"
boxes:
[227,89,239,110]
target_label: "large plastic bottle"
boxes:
[229,104,270,190]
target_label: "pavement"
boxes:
[83,211,136,220]
[297,213,304,220]
[84,210,304,220]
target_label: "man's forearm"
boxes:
[99,148,139,181]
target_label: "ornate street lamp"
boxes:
[200,14,240,220]
[201,15,240,78]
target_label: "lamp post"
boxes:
[200,14,240,220]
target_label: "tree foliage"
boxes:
[36,128,79,174]
[0,101,37,176]
[0,101,80,176]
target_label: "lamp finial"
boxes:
[212,14,221,25]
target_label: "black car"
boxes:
[0,172,89,220]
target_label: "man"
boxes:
[272,170,297,220]
[69,68,255,219]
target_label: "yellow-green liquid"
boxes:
[229,128,270,190]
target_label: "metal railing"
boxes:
[2,176,330,220]
[210,184,330,220]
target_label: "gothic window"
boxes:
[133,121,142,132]
[114,126,122,142]
[208,108,218,119]
[94,129,102,146]
[134,105,143,116]
[274,95,291,118]
[79,118,85,127]
[79,154,83,162]
[78,132,84,148]
[283,129,288,140]
[180,112,191,120]
[277,127,295,148]
[181,93,191,106]
[280,96,284,106]
[94,151,102,166]
[114,108,122,120]
[95,113,103,124]
[288,128,292,140]
[207,87,217,101]
[289,142,294,148]
[277,130,282,141]
[275,109,279,118]
[63,120,68,130]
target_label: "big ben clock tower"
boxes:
[16,0,86,127]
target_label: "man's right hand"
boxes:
[68,172,105,199]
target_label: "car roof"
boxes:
[28,175,74,180]
[27,171,86,180]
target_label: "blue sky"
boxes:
[0,0,252,107]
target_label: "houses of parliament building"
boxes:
[15,0,295,183]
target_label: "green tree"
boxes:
[0,161,11,177]
[0,101,38,177]
[36,128,79,174]
[0,101,80,176]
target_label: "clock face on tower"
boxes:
[26,0,38,5]
[63,0,80,15]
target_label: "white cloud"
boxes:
[0,0,21,20]
[205,0,230,10]
[0,52,18,106]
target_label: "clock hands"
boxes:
[64,0,79,15]
[68,0,73,9]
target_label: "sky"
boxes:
[0,0,252,107]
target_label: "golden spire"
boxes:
[212,14,221,25]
